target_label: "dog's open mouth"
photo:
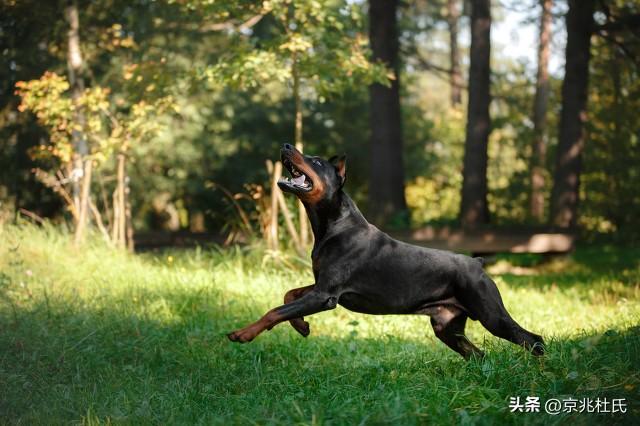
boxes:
[280,157,313,192]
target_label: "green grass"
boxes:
[0,224,638,425]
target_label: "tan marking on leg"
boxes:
[227,309,285,343]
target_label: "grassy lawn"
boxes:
[1,224,638,424]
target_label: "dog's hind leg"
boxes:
[463,274,545,356]
[284,284,315,337]
[429,306,484,360]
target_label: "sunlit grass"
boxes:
[1,224,638,424]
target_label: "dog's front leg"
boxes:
[284,284,315,336]
[227,290,337,343]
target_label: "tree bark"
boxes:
[125,178,134,252]
[460,0,491,228]
[73,159,92,245]
[447,0,463,106]
[530,0,552,222]
[115,152,126,249]
[368,0,407,226]
[65,0,91,243]
[292,56,309,248]
[269,161,281,251]
[65,2,85,210]
[549,0,594,228]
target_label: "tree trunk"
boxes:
[368,0,407,226]
[460,0,491,228]
[115,152,127,249]
[269,161,281,251]
[292,56,309,248]
[65,1,91,243]
[447,0,463,106]
[549,0,594,228]
[73,159,92,245]
[530,0,552,222]
[125,178,134,252]
[112,189,120,244]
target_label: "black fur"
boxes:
[228,145,545,359]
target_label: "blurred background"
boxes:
[2,2,640,422]
[1,0,639,249]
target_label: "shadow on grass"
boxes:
[1,282,638,425]
[494,245,640,275]
[485,247,640,304]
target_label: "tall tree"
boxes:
[64,0,92,244]
[529,0,552,222]
[549,0,594,228]
[368,0,407,226]
[447,0,463,106]
[459,0,491,228]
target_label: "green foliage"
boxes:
[487,61,561,225]
[2,0,640,240]
[0,225,639,423]
[15,72,75,162]
[205,0,391,96]
[580,37,640,240]
[404,105,466,225]
[16,72,174,166]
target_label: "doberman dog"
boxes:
[227,144,545,359]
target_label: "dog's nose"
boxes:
[283,143,293,151]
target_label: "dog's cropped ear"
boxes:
[329,154,347,186]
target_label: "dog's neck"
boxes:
[303,190,368,250]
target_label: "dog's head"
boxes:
[278,143,346,204]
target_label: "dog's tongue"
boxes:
[292,174,306,186]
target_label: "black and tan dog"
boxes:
[228,144,545,359]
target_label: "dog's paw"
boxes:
[227,329,254,343]
[291,319,310,337]
[531,342,545,356]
